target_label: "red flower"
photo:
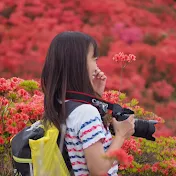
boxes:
[0,78,12,92]
[17,89,28,97]
[122,138,141,154]
[6,117,19,134]
[20,113,29,121]
[143,164,150,170]
[0,124,3,134]
[0,135,4,144]
[112,52,136,63]
[10,77,22,89]
[6,126,18,135]
[0,97,9,106]
[102,91,119,104]
[151,163,159,172]
[105,148,130,165]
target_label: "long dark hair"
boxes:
[41,31,98,131]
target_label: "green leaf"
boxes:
[19,80,39,92]
[119,93,126,101]
[130,98,139,106]
[7,92,17,101]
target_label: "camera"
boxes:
[109,104,158,141]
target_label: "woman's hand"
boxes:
[112,115,135,139]
[92,67,107,96]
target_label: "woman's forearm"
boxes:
[102,135,125,172]
[88,135,125,176]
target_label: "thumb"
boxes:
[112,117,118,124]
[128,114,135,122]
[112,117,116,122]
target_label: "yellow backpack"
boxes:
[11,120,70,176]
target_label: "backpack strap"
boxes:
[57,101,83,173]
[65,101,83,117]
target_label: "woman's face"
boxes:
[87,45,98,84]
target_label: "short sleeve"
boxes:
[75,104,106,149]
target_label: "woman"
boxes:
[41,31,135,176]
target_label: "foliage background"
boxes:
[1,0,176,135]
[0,0,176,175]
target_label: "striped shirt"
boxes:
[65,104,118,176]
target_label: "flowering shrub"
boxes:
[103,136,176,176]
[0,0,176,174]
[102,91,176,176]
[0,78,176,175]
[0,0,176,137]
[0,77,43,175]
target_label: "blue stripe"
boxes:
[66,130,104,145]
[82,130,103,144]
[106,129,111,135]
[73,168,89,172]
[65,140,82,145]
[67,128,75,132]
[104,145,110,150]
[78,116,101,134]
[104,144,111,150]
[69,155,85,159]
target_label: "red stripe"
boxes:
[104,137,112,143]
[67,148,83,152]
[80,124,102,138]
[65,133,77,139]
[71,161,86,166]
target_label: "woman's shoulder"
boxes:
[69,103,101,121]
[74,103,100,115]
[66,103,102,131]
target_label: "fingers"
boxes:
[112,118,118,129]
[128,114,135,122]
[112,117,116,123]
[128,115,135,134]
[93,68,107,80]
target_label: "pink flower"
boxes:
[0,78,12,92]
[152,165,158,172]
[112,52,136,63]
[104,148,131,165]
[152,80,174,99]
[0,136,4,144]
[0,124,3,134]
[122,138,141,154]
[17,89,28,97]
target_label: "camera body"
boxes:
[110,104,157,141]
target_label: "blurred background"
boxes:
[0,0,176,135]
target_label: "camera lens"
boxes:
[109,115,157,141]
[133,119,157,141]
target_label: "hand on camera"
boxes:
[112,115,135,140]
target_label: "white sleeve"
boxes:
[74,104,106,149]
